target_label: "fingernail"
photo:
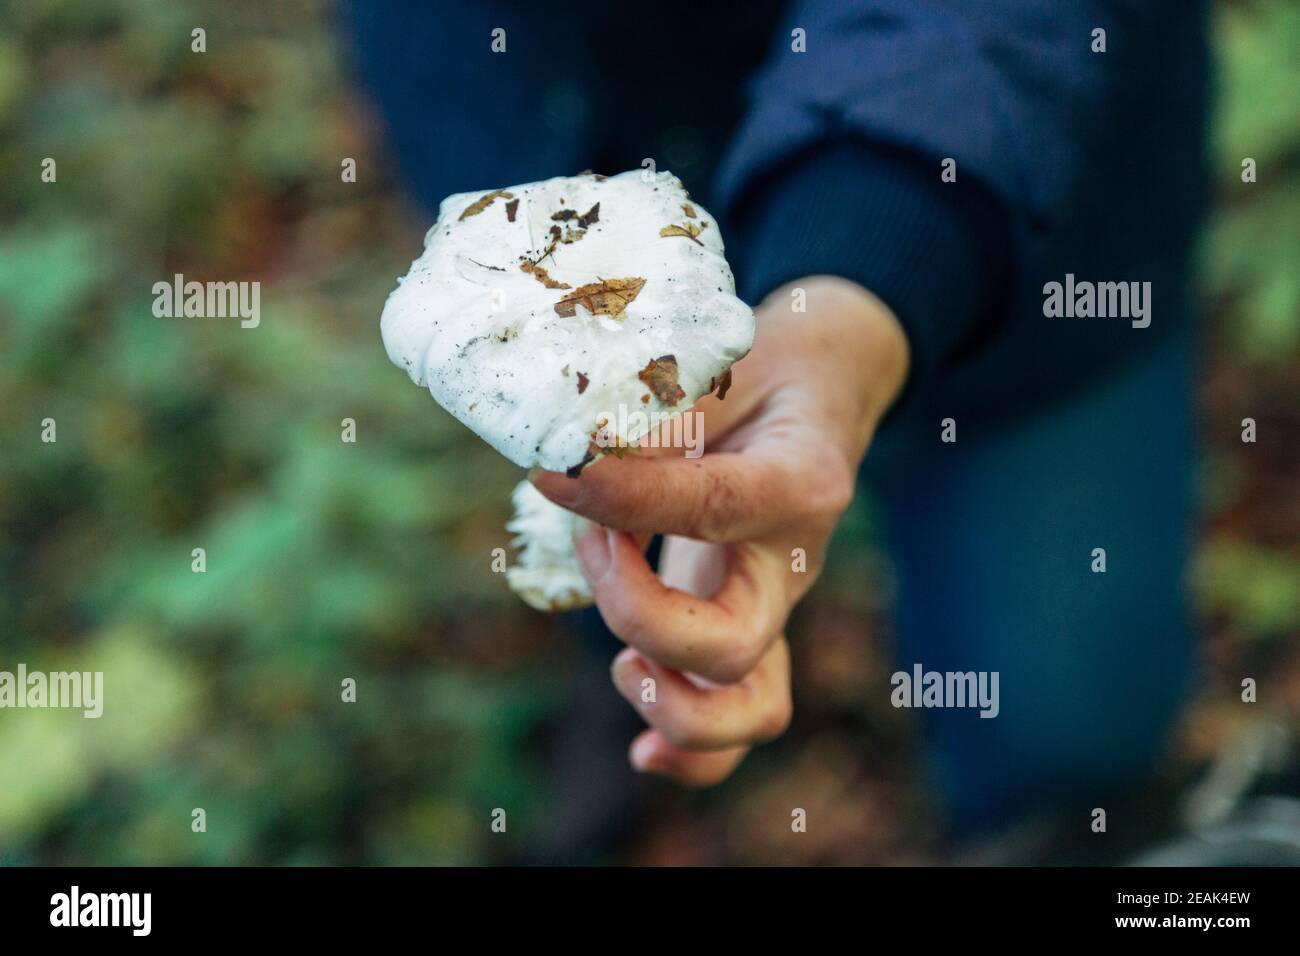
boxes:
[612,646,639,671]
[574,524,611,582]
[630,735,657,771]
[610,649,646,694]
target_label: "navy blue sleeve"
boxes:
[715,0,1199,402]
[716,0,1180,234]
[729,140,1013,407]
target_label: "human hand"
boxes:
[530,276,910,785]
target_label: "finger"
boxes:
[657,534,727,598]
[575,526,787,683]
[628,729,750,787]
[532,441,850,544]
[611,640,792,750]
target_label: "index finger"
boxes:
[530,439,848,544]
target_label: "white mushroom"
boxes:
[381,169,755,610]
[504,480,590,611]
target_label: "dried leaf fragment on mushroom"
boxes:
[638,354,686,406]
[708,368,733,400]
[544,220,588,248]
[519,260,571,289]
[659,220,707,245]
[525,232,563,268]
[590,424,630,458]
[565,448,596,478]
[459,190,514,220]
[553,277,648,318]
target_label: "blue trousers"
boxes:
[871,331,1199,831]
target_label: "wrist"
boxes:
[754,275,910,458]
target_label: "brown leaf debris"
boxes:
[709,368,733,400]
[638,355,686,406]
[554,277,647,318]
[659,220,708,245]
[520,260,571,289]
[459,190,514,220]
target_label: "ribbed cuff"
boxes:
[728,140,1014,416]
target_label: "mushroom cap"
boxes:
[381,169,755,473]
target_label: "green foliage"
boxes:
[0,0,543,864]
[1195,1,1300,651]
[1203,1,1300,359]
[1196,541,1300,641]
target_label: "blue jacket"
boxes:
[348,0,1208,437]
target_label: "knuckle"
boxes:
[679,764,735,789]
[798,453,855,527]
[823,465,856,517]
[595,590,643,644]
[755,692,793,742]
[707,633,765,685]
[659,713,716,750]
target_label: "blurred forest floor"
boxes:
[0,0,1296,865]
